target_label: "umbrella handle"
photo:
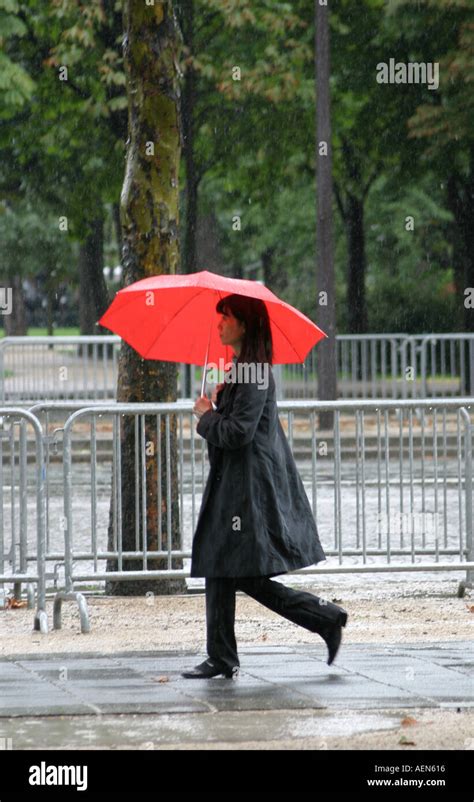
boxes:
[200,318,213,397]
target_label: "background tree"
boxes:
[1,0,468,341]
[105,0,185,596]
[315,0,337,425]
[401,0,474,331]
[0,0,127,338]
[0,199,74,334]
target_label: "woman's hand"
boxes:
[211,382,225,403]
[193,394,213,420]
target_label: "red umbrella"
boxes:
[98,270,327,395]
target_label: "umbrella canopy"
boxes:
[99,271,327,373]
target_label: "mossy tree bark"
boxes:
[315,0,337,430]
[106,0,185,596]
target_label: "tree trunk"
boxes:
[1,274,27,335]
[461,154,474,334]
[46,285,54,337]
[447,173,468,332]
[315,0,337,430]
[181,0,196,397]
[78,215,110,357]
[105,0,185,596]
[195,211,224,269]
[182,19,197,274]
[446,156,474,393]
[447,162,474,333]
[346,193,368,336]
[261,245,286,296]
[112,202,123,266]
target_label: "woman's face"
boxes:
[217,308,246,354]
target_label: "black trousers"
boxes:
[205,576,348,672]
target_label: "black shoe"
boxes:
[181,658,240,679]
[321,611,348,666]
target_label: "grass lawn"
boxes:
[0,331,462,385]
[194,365,457,382]
[0,327,81,338]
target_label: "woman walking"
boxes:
[182,294,348,679]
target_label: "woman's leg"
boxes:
[235,577,348,633]
[205,577,240,673]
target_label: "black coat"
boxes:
[190,359,326,578]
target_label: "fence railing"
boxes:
[287,334,408,399]
[286,334,474,399]
[0,408,47,632]
[402,334,474,398]
[1,399,473,634]
[2,334,474,402]
[55,398,474,631]
[0,336,120,403]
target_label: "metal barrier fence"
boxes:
[52,398,474,632]
[2,333,474,402]
[0,408,47,632]
[284,334,408,399]
[0,335,216,403]
[1,399,473,634]
[401,334,474,399]
[32,400,194,632]
[0,336,120,403]
[285,334,474,399]
[28,402,109,557]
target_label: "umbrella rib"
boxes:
[268,311,304,363]
[143,286,209,360]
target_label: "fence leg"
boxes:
[33,609,48,633]
[458,408,473,598]
[26,583,35,609]
[53,590,90,634]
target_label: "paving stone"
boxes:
[0,642,471,718]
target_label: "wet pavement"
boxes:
[0,641,472,748]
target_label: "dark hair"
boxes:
[216,294,273,366]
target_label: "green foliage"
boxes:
[0,197,76,283]
[0,0,35,110]
[0,0,125,240]
[365,173,456,332]
[0,0,470,336]
[368,271,456,332]
[199,172,347,327]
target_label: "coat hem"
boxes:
[190,556,326,579]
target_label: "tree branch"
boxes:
[195,10,223,39]
[362,167,380,199]
[333,180,347,221]
[195,159,214,185]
